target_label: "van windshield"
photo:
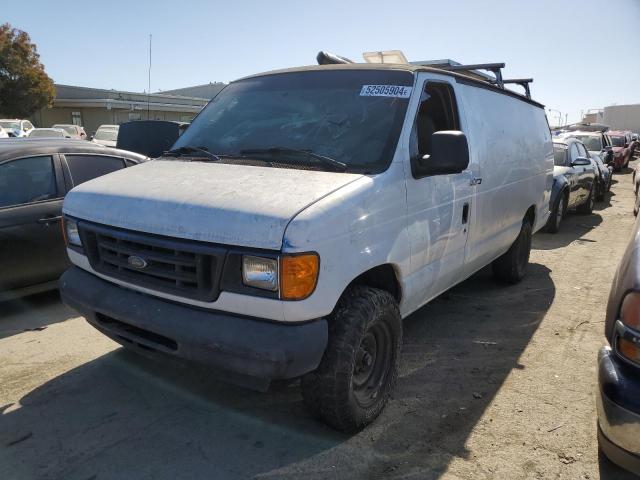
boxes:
[172,69,414,173]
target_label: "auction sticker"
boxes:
[360,85,412,98]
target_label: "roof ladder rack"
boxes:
[434,62,505,88]
[503,78,533,99]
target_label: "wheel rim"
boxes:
[352,322,393,408]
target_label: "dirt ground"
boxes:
[1,162,639,480]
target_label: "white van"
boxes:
[60,59,553,432]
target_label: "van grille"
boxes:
[80,222,225,302]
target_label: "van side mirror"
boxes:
[411,131,470,178]
[571,157,591,166]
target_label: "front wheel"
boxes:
[492,218,533,284]
[301,286,402,433]
[545,193,565,234]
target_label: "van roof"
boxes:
[237,63,545,109]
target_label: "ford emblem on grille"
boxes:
[127,255,148,269]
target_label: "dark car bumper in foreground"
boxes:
[60,267,328,391]
[597,346,640,475]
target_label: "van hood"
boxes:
[63,159,362,250]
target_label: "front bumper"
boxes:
[60,267,328,390]
[597,346,640,474]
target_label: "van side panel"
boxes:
[457,82,553,275]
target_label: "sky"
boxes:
[5,0,640,124]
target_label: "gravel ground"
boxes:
[1,161,639,480]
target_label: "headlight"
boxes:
[62,217,82,247]
[241,253,319,300]
[242,256,278,291]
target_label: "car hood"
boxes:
[63,159,363,250]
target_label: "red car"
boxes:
[607,130,633,170]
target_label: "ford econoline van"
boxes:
[60,59,553,432]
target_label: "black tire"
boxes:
[545,193,565,234]
[576,184,595,214]
[596,179,605,201]
[301,286,402,433]
[634,194,639,217]
[492,218,532,284]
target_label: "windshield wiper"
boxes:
[239,147,347,172]
[164,145,221,162]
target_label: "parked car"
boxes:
[0,139,147,301]
[598,220,640,476]
[91,124,119,147]
[52,124,87,140]
[608,130,633,171]
[545,139,597,233]
[590,152,613,200]
[557,131,612,200]
[59,61,553,432]
[28,128,72,139]
[0,119,35,137]
[116,120,189,157]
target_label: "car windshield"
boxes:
[172,69,413,173]
[609,135,625,147]
[53,125,77,135]
[0,121,20,130]
[572,135,602,151]
[94,128,118,141]
[553,144,567,166]
[29,130,62,138]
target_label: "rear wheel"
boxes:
[596,179,605,201]
[577,185,595,214]
[301,286,402,433]
[492,218,532,284]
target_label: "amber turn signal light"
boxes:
[621,292,640,330]
[280,253,319,300]
[618,337,640,364]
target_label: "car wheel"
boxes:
[492,218,532,284]
[545,193,566,234]
[577,185,595,214]
[595,180,605,202]
[301,285,402,433]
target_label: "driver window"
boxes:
[576,143,588,158]
[569,143,580,163]
[0,156,57,208]
[410,82,460,161]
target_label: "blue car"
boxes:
[598,221,640,474]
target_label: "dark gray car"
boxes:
[0,139,147,300]
[544,138,597,233]
[598,220,640,474]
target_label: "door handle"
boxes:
[37,215,62,225]
[462,203,470,224]
[470,177,482,186]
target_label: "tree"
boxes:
[0,23,55,118]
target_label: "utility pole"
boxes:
[147,34,152,120]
